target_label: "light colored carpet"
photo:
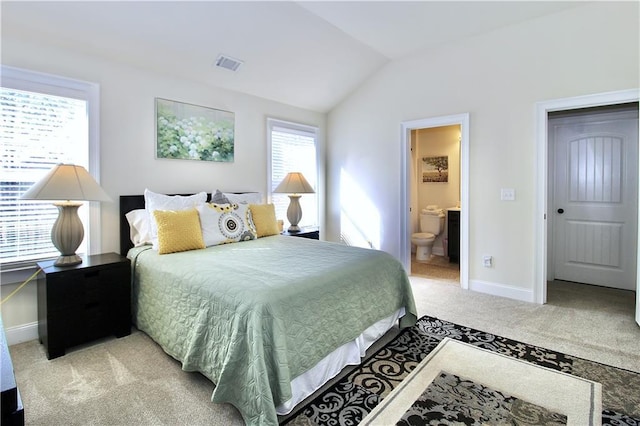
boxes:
[9,278,639,425]
[411,278,640,372]
[10,328,239,425]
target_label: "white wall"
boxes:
[326,3,639,299]
[0,36,325,340]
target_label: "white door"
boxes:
[550,107,638,291]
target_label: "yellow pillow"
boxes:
[249,203,279,237]
[153,209,205,254]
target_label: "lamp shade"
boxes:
[273,172,315,194]
[21,164,111,202]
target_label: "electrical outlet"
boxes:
[500,188,515,201]
[483,255,493,268]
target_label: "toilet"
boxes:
[411,206,446,262]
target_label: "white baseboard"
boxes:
[5,321,38,346]
[468,279,535,303]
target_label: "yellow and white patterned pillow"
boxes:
[197,202,257,246]
[153,209,205,254]
[249,203,279,237]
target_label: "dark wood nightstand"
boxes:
[37,252,131,360]
[1,316,23,425]
[282,226,319,240]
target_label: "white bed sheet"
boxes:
[276,307,404,415]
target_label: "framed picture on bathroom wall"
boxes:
[422,156,448,183]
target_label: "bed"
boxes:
[120,193,417,425]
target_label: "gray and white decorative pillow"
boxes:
[198,202,257,246]
[223,192,263,205]
[211,189,231,204]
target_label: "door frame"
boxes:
[534,89,640,305]
[400,113,470,290]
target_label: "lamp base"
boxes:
[54,254,82,267]
[286,194,303,232]
[51,201,85,268]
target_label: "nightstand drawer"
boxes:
[45,278,82,311]
[82,270,104,303]
[82,267,127,303]
[83,306,111,338]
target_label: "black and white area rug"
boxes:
[282,315,640,426]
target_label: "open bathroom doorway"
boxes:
[411,125,461,283]
[400,114,469,289]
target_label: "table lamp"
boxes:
[273,172,315,232]
[21,163,111,267]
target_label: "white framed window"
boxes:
[267,118,319,228]
[1,66,100,270]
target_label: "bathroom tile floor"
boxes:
[411,253,460,283]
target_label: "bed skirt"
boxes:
[276,308,404,415]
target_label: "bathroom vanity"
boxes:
[447,208,460,263]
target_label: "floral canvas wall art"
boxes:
[155,98,234,162]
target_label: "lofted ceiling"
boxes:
[1,1,584,112]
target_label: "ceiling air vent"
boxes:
[214,54,243,72]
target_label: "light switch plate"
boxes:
[500,188,515,201]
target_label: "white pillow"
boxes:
[125,209,152,247]
[223,192,263,205]
[197,203,257,246]
[144,189,207,247]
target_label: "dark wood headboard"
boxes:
[119,192,260,255]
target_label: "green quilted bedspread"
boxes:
[128,236,417,425]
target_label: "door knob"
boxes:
[557,208,564,214]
